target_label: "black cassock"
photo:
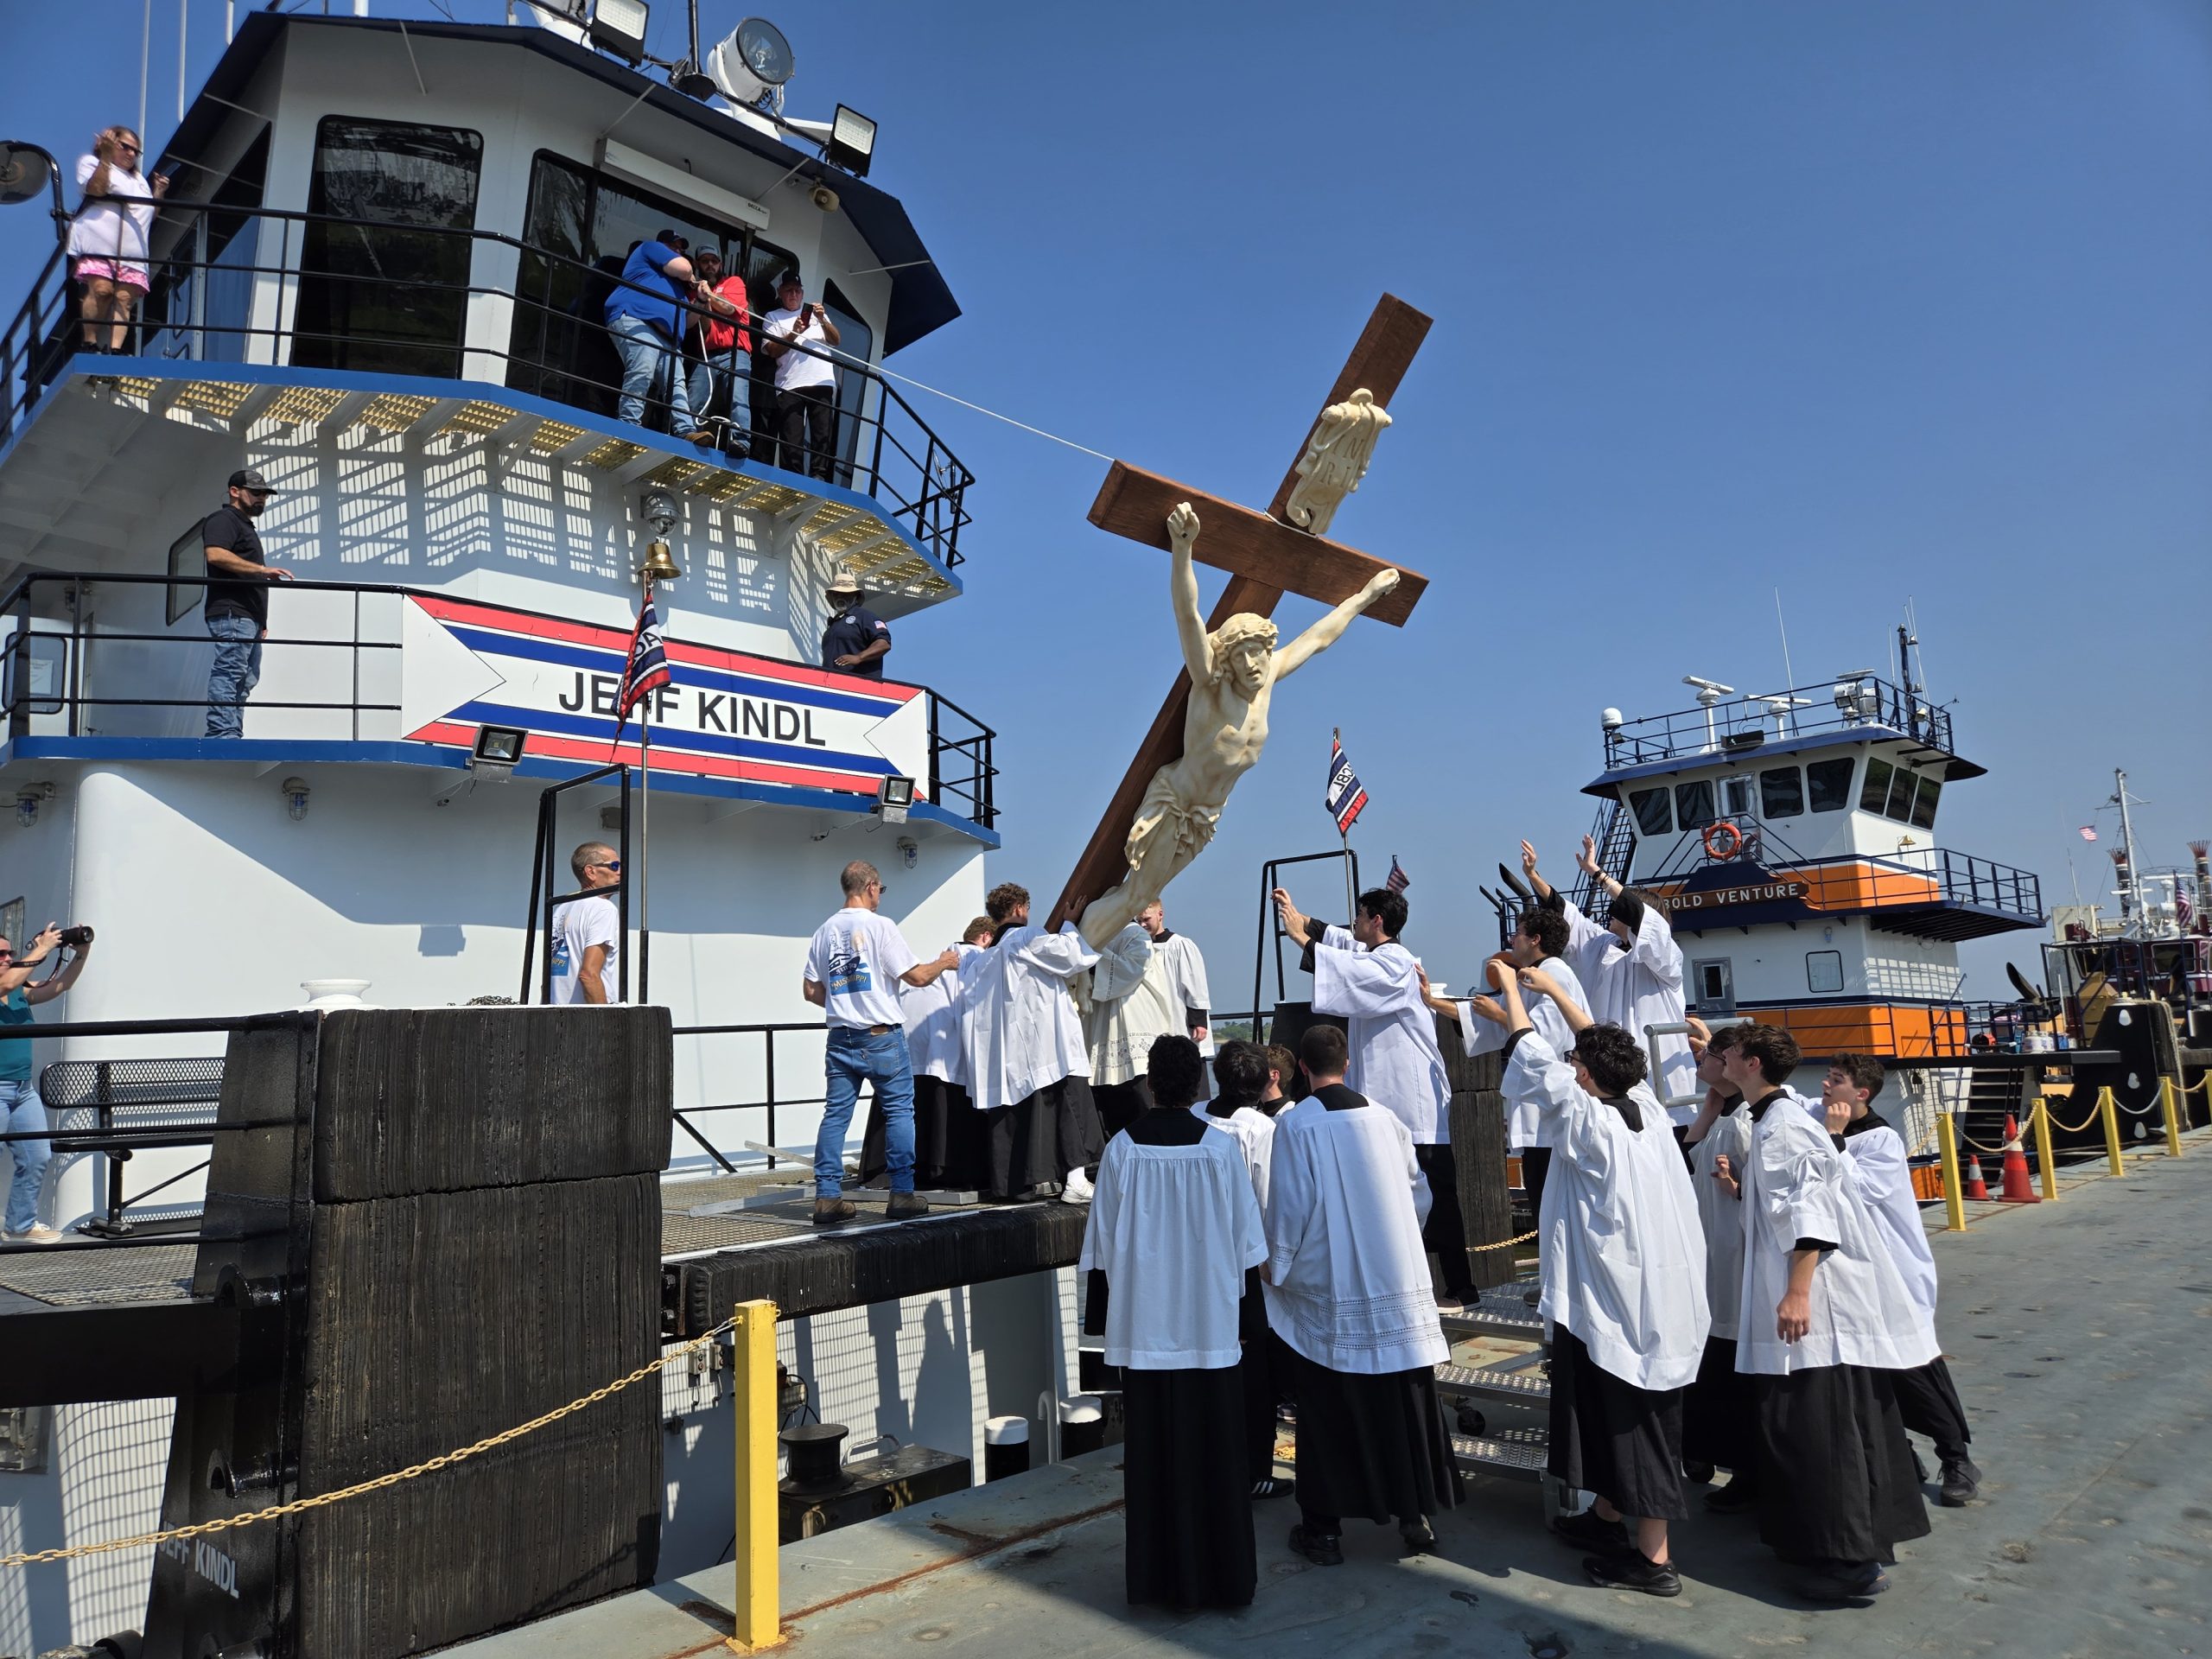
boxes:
[860,1074,987,1191]
[1753,1364,1930,1564]
[1086,1108,1258,1610]
[981,1074,1104,1198]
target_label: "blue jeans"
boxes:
[817,1027,914,1197]
[4,1078,48,1235]
[206,612,262,737]
[687,347,752,442]
[609,314,693,433]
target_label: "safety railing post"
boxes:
[728,1298,782,1651]
[2160,1077,2184,1159]
[2031,1096,2060,1203]
[2099,1085,2125,1177]
[1937,1111,1967,1233]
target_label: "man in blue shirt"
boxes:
[604,230,709,442]
[821,575,892,678]
[2,922,93,1243]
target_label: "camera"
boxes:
[58,925,93,949]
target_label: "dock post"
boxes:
[2160,1077,2184,1158]
[729,1299,783,1651]
[2031,1096,2060,1202]
[2099,1086,2126,1178]
[1937,1112,1967,1233]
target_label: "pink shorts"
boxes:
[73,257,150,291]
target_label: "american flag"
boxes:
[1325,728,1369,836]
[2079,825,2098,842]
[615,593,671,732]
[1386,855,1410,893]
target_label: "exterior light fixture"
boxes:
[826,105,877,178]
[874,775,915,824]
[588,0,651,64]
[14,783,54,829]
[471,725,529,774]
[281,776,311,822]
[637,487,682,585]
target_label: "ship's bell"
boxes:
[636,538,682,585]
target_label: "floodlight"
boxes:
[709,17,794,105]
[825,105,876,177]
[588,0,651,64]
[471,724,529,773]
[0,143,60,207]
[875,775,915,824]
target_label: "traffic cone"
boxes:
[1999,1114,2040,1203]
[1962,1154,1989,1201]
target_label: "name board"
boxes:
[1654,878,1809,915]
[397,595,929,798]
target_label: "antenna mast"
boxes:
[2111,768,2144,937]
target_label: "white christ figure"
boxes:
[1079,502,1399,947]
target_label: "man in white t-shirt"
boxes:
[803,860,960,1225]
[550,842,623,1005]
[760,270,842,482]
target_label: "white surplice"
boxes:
[1190,1102,1277,1211]
[957,923,1102,1114]
[1078,1128,1267,1370]
[1084,924,1183,1086]
[1561,899,1696,1122]
[1503,1032,1709,1391]
[899,940,988,1086]
[1152,931,1214,1051]
[1452,956,1588,1150]
[1734,1094,1940,1375]
[1688,1100,1755,1338]
[1838,1117,1940,1323]
[1309,925,1452,1145]
[1262,1087,1446,1375]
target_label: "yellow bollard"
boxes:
[1937,1112,1967,1233]
[728,1299,783,1651]
[2161,1077,2184,1158]
[2031,1096,2060,1203]
[2099,1085,2125,1178]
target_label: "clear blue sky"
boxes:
[7,0,2209,1006]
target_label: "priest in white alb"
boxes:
[1145,900,1216,1095]
[1498,969,1707,1598]
[957,881,1105,1201]
[1084,909,1182,1139]
[1265,1022,1459,1566]
[1273,883,1471,1305]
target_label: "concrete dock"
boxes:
[452,1140,2212,1659]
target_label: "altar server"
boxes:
[1146,902,1217,1090]
[1522,837,1694,1119]
[1679,1023,1758,1507]
[1272,885,1471,1306]
[1721,1025,1936,1600]
[1265,1022,1459,1565]
[1498,969,1707,1597]
[1822,1053,1981,1507]
[1084,911,1182,1137]
[957,883,1106,1201]
[865,915,992,1190]
[1079,1035,1267,1609]
[1199,1040,1289,1497]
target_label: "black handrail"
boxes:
[5,196,975,569]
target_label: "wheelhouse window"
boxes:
[1721,775,1754,818]
[1628,786,1674,837]
[1909,774,1942,830]
[823,279,874,486]
[1859,756,1896,815]
[1759,765,1804,819]
[1885,764,1918,820]
[1674,779,1714,830]
[291,118,482,377]
[1807,756,1854,812]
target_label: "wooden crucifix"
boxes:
[1050,295,1433,934]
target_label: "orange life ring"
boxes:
[1703,821,1744,861]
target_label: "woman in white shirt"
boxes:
[70,126,167,354]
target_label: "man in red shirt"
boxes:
[686,248,754,459]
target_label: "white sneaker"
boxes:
[1061,1167,1095,1204]
[4,1224,63,1244]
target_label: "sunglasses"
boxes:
[592,859,623,873]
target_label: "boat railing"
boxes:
[0,567,997,833]
[3,195,975,571]
[1602,674,1955,767]
[1664,845,2043,924]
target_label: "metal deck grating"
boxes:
[1434,1363,1550,1403]
[1451,1426,1549,1482]
[0,1243,197,1307]
[263,385,347,428]
[662,1213,815,1254]
[353,391,437,433]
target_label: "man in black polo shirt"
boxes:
[203,467,295,737]
[821,575,891,678]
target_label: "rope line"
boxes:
[817,342,1116,461]
[1471,1229,1539,1254]
[0,1314,740,1569]
[2042,1097,2107,1135]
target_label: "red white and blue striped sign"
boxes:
[615,594,672,729]
[1325,728,1369,836]
[397,594,929,798]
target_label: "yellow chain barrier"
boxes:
[0,1313,740,1570]
[1471,1229,1538,1254]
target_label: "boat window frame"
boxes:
[1759,764,1805,820]
[1859,755,1897,816]
[1690,957,1735,1013]
[1674,779,1715,831]
[1909,773,1942,831]
[1627,785,1674,838]
[1806,950,1845,994]
[1806,755,1854,813]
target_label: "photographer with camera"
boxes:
[2,922,93,1244]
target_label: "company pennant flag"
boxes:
[614,593,672,733]
[1385,854,1410,894]
[2078,825,2098,842]
[1325,728,1369,836]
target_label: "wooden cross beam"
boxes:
[1048,295,1434,928]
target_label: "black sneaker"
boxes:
[1287,1523,1343,1566]
[1938,1457,1982,1507]
[1399,1518,1437,1554]
[811,1197,856,1225]
[1704,1478,1759,1514]
[1250,1477,1294,1500]
[886,1192,930,1220]
[1552,1507,1629,1554]
[1792,1560,1887,1600]
[1681,1460,1716,1485]
[1586,1550,1681,1597]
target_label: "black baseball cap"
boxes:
[228,468,275,493]
[657,228,689,251]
